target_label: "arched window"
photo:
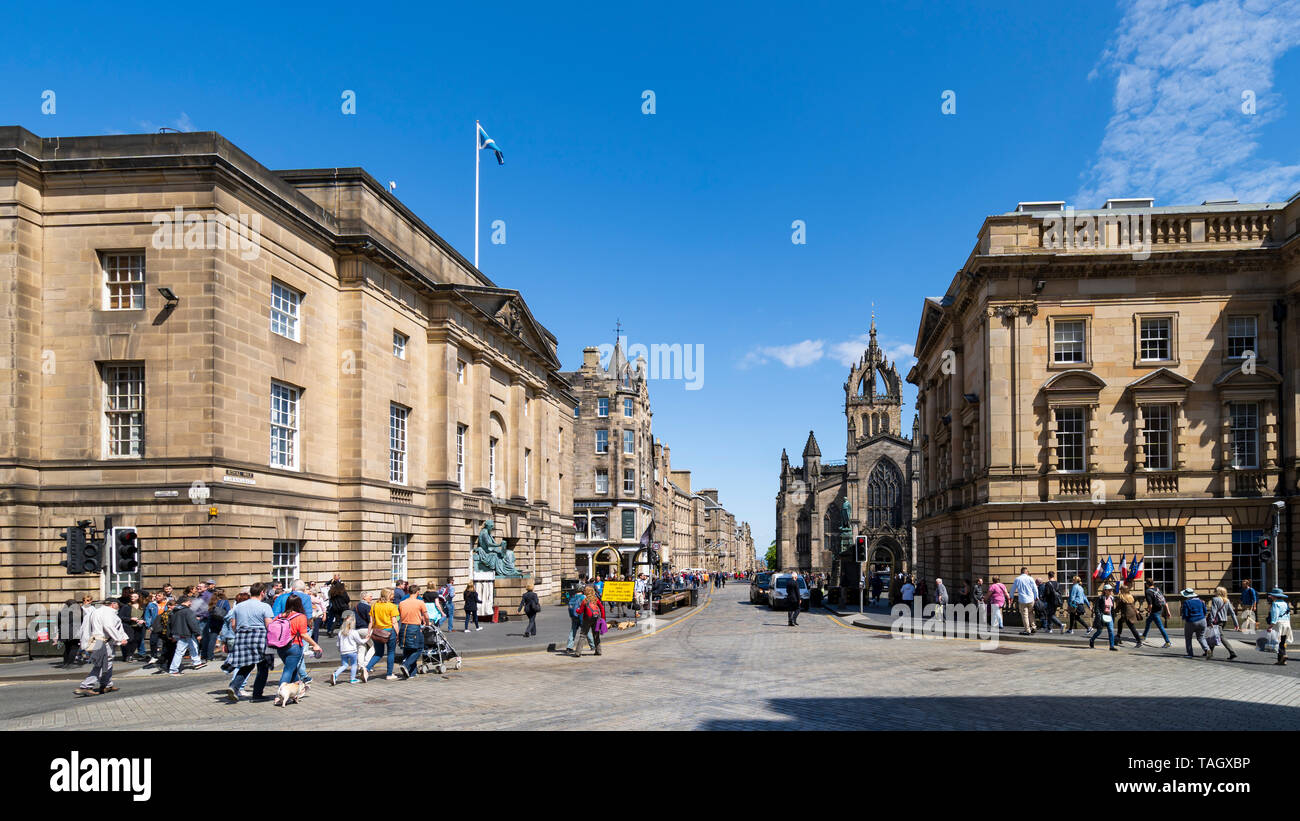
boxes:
[865,459,903,529]
[881,415,889,434]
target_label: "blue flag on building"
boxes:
[1100,555,1114,581]
[478,124,504,165]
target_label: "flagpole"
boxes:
[474,119,480,269]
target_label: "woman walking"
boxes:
[519,582,541,638]
[573,584,605,658]
[331,611,367,685]
[271,595,321,704]
[1265,588,1291,665]
[463,583,481,632]
[1180,588,1210,658]
[1205,586,1240,660]
[365,588,401,681]
[986,576,1008,631]
[1114,584,1143,647]
[1066,575,1089,634]
[1088,583,1117,650]
[396,585,428,679]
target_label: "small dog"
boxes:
[273,679,307,707]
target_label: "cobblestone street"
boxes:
[4,590,1297,731]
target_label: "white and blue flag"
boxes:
[478,124,504,165]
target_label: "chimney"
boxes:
[582,346,600,369]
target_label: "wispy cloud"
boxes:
[741,336,915,370]
[1077,0,1300,207]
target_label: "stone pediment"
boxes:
[445,285,559,369]
[1041,369,1105,405]
[1213,364,1281,387]
[1126,367,1192,404]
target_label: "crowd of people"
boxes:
[885,567,1291,664]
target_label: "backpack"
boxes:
[266,614,294,648]
[155,606,172,638]
[1148,588,1167,609]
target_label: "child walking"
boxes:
[331,612,367,685]
[463,583,481,632]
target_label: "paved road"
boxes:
[4,589,1297,730]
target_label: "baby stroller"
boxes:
[416,621,462,674]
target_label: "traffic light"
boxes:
[111,527,139,574]
[855,536,867,563]
[58,523,88,574]
[1259,536,1273,563]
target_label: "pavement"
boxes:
[2,587,1295,731]
[0,596,687,683]
[823,599,1285,656]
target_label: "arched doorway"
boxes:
[594,547,621,580]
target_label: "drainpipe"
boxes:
[1275,298,1292,588]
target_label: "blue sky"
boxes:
[6,1,1300,557]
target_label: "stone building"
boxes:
[561,343,656,578]
[909,194,1300,598]
[0,127,576,659]
[775,321,916,586]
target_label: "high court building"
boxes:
[909,194,1300,597]
[0,127,577,658]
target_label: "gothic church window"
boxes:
[866,459,903,529]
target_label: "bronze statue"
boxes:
[838,497,853,555]
[474,519,525,577]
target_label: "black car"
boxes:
[749,571,774,605]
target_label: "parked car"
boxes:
[749,571,773,605]
[769,573,810,611]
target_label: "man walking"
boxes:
[225,582,274,702]
[74,600,127,696]
[1240,580,1258,633]
[167,595,205,675]
[933,577,948,622]
[784,573,801,626]
[1013,567,1038,635]
[1180,588,1210,658]
[565,583,588,655]
[1041,571,1065,633]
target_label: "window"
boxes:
[591,514,608,540]
[270,381,300,469]
[457,360,466,384]
[104,364,144,457]
[1142,405,1171,470]
[865,460,903,529]
[622,509,636,540]
[1231,529,1264,591]
[1229,402,1259,468]
[624,398,634,417]
[573,404,580,418]
[272,541,300,588]
[624,468,635,493]
[389,403,409,484]
[1054,407,1085,472]
[391,534,408,583]
[524,448,531,498]
[1143,531,1178,594]
[456,425,467,491]
[1139,316,1171,361]
[1056,532,1090,591]
[1053,319,1086,364]
[595,469,609,494]
[597,397,609,417]
[1227,316,1257,360]
[623,429,635,454]
[393,331,408,360]
[489,437,499,496]
[596,429,609,454]
[524,395,530,417]
[270,280,302,341]
[102,253,145,310]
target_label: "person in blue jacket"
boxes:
[1180,587,1209,658]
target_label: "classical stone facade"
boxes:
[776,322,916,585]
[0,127,576,659]
[909,195,1300,597]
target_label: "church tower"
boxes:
[844,316,903,444]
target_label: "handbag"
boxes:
[371,627,392,641]
[1101,614,1113,624]
[594,617,608,635]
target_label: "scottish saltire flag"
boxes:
[1100,555,1114,581]
[1129,556,1144,581]
[478,124,504,165]
[1092,559,1104,579]
[1118,553,1128,581]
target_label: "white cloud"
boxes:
[742,336,915,370]
[1077,0,1300,208]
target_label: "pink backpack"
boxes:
[266,614,293,648]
